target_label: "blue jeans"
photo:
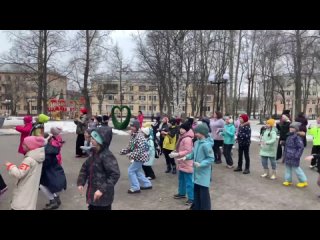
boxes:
[178,171,194,201]
[128,161,152,191]
[261,156,276,170]
[284,165,307,183]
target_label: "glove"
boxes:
[177,157,186,161]
[194,162,200,168]
[169,152,179,158]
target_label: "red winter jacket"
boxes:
[15,116,33,155]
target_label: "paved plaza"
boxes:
[0,132,319,210]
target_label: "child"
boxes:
[141,127,156,180]
[5,136,45,210]
[259,119,278,179]
[50,126,64,165]
[305,154,320,196]
[15,115,33,155]
[220,116,235,168]
[120,120,152,194]
[234,114,251,174]
[81,129,93,156]
[30,113,50,136]
[178,123,214,210]
[74,108,89,158]
[40,133,67,210]
[169,122,194,206]
[283,122,308,188]
[307,116,320,169]
[0,173,8,196]
[77,127,120,210]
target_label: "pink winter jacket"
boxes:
[175,129,194,173]
[50,135,63,165]
[15,116,33,155]
[137,114,144,127]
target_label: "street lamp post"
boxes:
[4,99,11,117]
[208,72,229,112]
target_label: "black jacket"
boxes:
[40,142,67,193]
[77,126,120,207]
[237,122,251,146]
[276,121,290,141]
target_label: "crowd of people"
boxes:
[1,108,320,210]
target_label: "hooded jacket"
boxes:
[143,135,156,166]
[283,132,304,167]
[237,121,251,146]
[210,118,225,141]
[175,129,194,173]
[7,147,45,210]
[259,127,277,158]
[77,126,120,207]
[74,114,88,135]
[15,116,33,154]
[163,125,179,150]
[221,123,236,145]
[186,137,214,187]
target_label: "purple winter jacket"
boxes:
[283,132,304,167]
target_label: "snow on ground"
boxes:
[1,117,129,136]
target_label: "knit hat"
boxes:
[80,108,87,114]
[50,126,63,136]
[289,122,301,131]
[282,110,290,115]
[91,130,104,145]
[102,115,109,122]
[130,120,140,130]
[169,118,176,125]
[194,123,209,137]
[240,114,249,123]
[180,122,191,132]
[38,114,50,124]
[96,115,103,123]
[266,119,275,127]
[23,136,45,150]
[141,127,150,136]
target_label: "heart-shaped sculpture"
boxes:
[111,105,132,130]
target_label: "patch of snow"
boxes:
[112,129,129,136]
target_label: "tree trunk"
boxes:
[228,30,234,115]
[233,30,242,119]
[294,30,302,118]
[37,30,44,114]
[43,30,48,115]
[83,30,92,117]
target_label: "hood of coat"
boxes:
[94,126,113,149]
[24,115,33,124]
[180,129,194,139]
[25,147,45,163]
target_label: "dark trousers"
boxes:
[238,145,250,170]
[213,140,223,163]
[88,205,111,210]
[76,134,85,156]
[0,174,7,191]
[223,144,233,166]
[163,149,176,167]
[277,139,284,160]
[192,184,211,210]
[311,146,320,166]
[142,165,156,179]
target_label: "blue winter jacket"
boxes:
[283,132,304,167]
[237,122,251,146]
[186,136,214,187]
[221,124,236,145]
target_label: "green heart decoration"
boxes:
[111,105,132,130]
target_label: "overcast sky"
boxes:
[0,30,137,67]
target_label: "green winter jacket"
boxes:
[307,126,320,146]
[259,128,277,158]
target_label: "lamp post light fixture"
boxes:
[208,72,229,112]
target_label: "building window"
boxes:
[153,96,157,101]
[139,86,146,92]
[206,96,211,101]
[148,105,156,111]
[32,106,37,110]
[129,105,134,110]
[129,86,134,91]
[129,95,134,101]
[280,100,283,104]
[312,100,316,104]
[139,105,146,111]
[307,100,310,104]
[121,95,124,101]
[181,98,185,103]
[309,108,312,113]
[164,106,167,112]
[149,86,157,91]
[24,106,28,111]
[139,96,146,101]
[313,92,317,96]
[182,86,186,91]
[182,106,185,111]
[286,91,290,96]
[205,106,210,112]
[108,95,114,100]
[149,95,152,101]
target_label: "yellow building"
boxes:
[0,63,67,116]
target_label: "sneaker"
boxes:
[243,169,250,174]
[185,200,193,206]
[309,165,316,169]
[270,174,277,180]
[140,186,152,190]
[226,165,234,169]
[296,182,308,188]
[173,194,186,199]
[43,199,59,210]
[234,167,242,172]
[147,176,156,180]
[128,188,141,194]
[283,181,292,186]
[260,173,269,178]
[215,161,222,164]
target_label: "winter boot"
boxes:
[165,165,172,173]
[270,170,277,180]
[172,166,177,174]
[260,169,269,178]
[43,199,59,210]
